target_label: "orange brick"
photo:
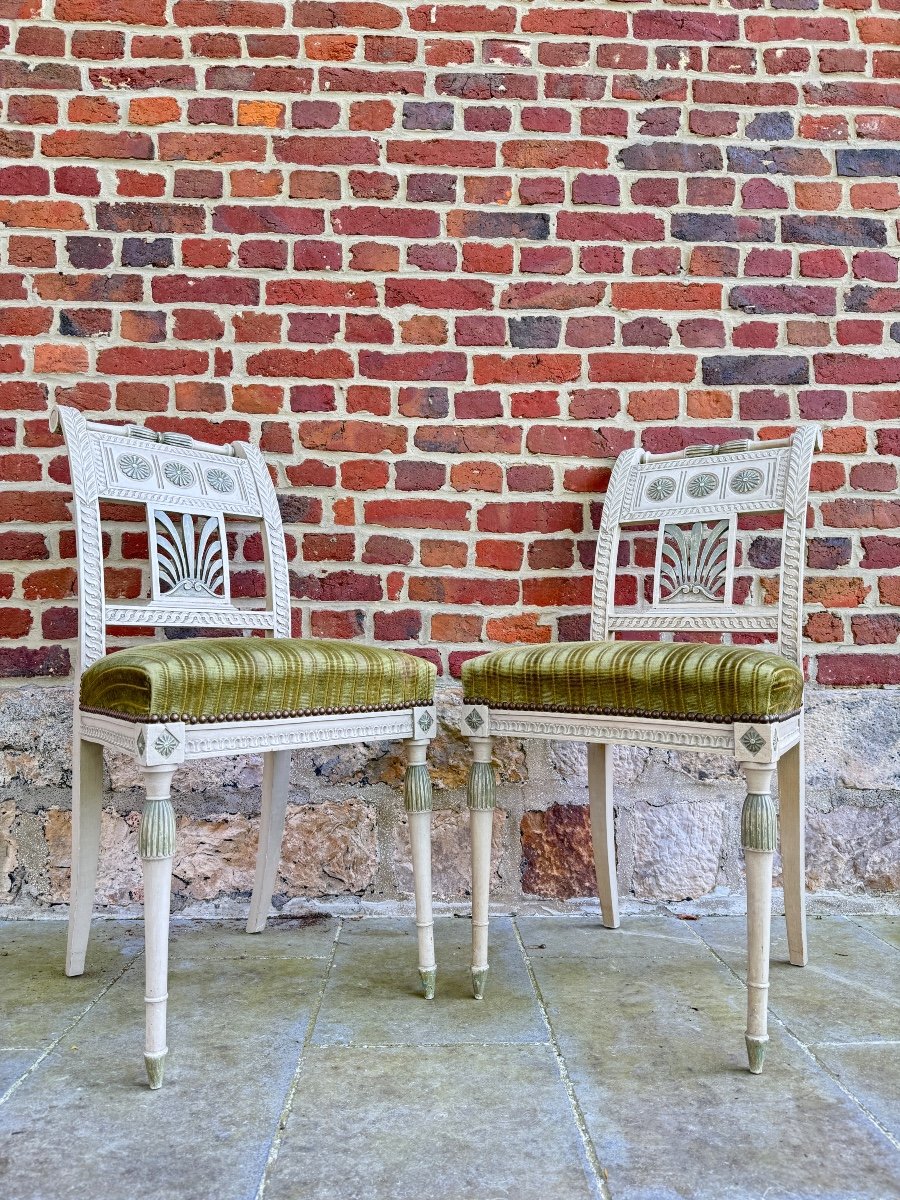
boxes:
[33,344,88,374]
[237,100,285,128]
[794,182,841,211]
[687,389,732,419]
[129,96,181,125]
[305,33,357,60]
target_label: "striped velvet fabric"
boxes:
[462,641,803,723]
[80,638,435,722]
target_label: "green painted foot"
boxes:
[419,967,436,1000]
[472,967,488,1000]
[144,1051,167,1090]
[745,1035,768,1075]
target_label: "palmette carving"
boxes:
[154,511,227,599]
[659,519,730,603]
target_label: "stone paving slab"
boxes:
[312,915,547,1047]
[812,1043,900,1144]
[519,914,900,1200]
[0,1049,42,1098]
[0,920,143,1048]
[694,915,900,1046]
[168,913,338,960]
[0,927,330,1200]
[1,915,898,1200]
[264,1044,599,1200]
[855,915,900,953]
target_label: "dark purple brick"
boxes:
[66,236,113,269]
[617,142,721,172]
[509,315,562,349]
[745,111,794,141]
[782,215,886,248]
[808,537,852,570]
[836,149,900,178]
[673,214,776,243]
[728,146,829,176]
[406,173,456,203]
[749,536,782,569]
[402,101,454,131]
[702,355,809,385]
[121,238,174,269]
[845,285,900,314]
[729,285,836,316]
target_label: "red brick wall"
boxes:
[1,0,899,685]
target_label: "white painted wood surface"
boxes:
[463,428,821,1073]
[53,405,438,1088]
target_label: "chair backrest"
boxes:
[53,404,291,676]
[590,427,821,666]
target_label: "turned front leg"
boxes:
[741,762,777,1075]
[139,767,177,1089]
[404,739,436,999]
[468,737,495,1000]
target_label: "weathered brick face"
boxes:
[1,0,900,684]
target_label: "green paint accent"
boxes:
[746,1035,768,1075]
[467,761,496,812]
[144,1051,166,1090]
[472,967,488,1000]
[462,641,803,723]
[419,968,436,1000]
[741,792,777,853]
[139,798,176,860]
[403,763,433,814]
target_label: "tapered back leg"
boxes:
[65,735,104,978]
[588,741,619,929]
[777,730,807,967]
[247,749,291,935]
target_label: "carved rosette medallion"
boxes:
[730,467,763,495]
[465,708,484,732]
[687,472,717,499]
[117,453,152,481]
[164,462,195,488]
[205,468,235,493]
[740,727,764,755]
[645,476,676,502]
[153,731,179,758]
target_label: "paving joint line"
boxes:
[849,917,900,956]
[253,915,343,1200]
[512,917,613,1200]
[0,950,140,1109]
[686,919,900,1157]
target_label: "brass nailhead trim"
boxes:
[461,700,801,726]
[80,698,435,724]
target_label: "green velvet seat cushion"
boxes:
[80,637,435,722]
[462,641,803,724]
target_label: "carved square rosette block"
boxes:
[733,722,778,763]
[411,705,438,740]
[461,704,490,738]
[136,722,187,768]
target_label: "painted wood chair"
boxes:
[53,404,438,1089]
[461,428,821,1074]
